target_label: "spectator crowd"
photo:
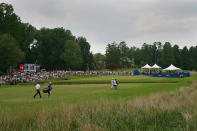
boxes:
[0,70,134,85]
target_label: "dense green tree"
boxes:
[118,41,129,57]
[35,28,73,70]
[180,46,190,70]
[87,53,94,70]
[128,46,136,60]
[151,42,162,64]
[34,28,94,70]
[159,42,175,68]
[61,40,82,70]
[173,45,182,67]
[132,48,141,66]
[93,53,106,69]
[120,57,133,68]
[0,3,21,37]
[118,41,132,68]
[76,37,92,70]
[0,34,24,71]
[19,23,37,63]
[128,46,142,67]
[0,3,37,67]
[189,46,197,70]
[104,41,197,70]
[1,2,197,71]
[142,43,153,64]
[105,42,120,68]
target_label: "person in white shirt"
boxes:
[111,78,118,90]
[33,83,42,98]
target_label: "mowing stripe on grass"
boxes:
[52,81,178,85]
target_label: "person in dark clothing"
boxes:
[47,82,52,97]
[34,83,42,98]
[114,79,119,90]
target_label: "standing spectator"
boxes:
[33,83,42,98]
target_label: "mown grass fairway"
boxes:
[0,74,195,106]
[0,74,197,130]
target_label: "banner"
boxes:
[19,64,24,71]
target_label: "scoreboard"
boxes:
[19,64,40,72]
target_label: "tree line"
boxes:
[0,3,93,72]
[1,2,197,72]
[93,41,197,70]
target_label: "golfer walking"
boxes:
[33,83,42,98]
[47,82,52,97]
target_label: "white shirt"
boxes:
[111,80,117,86]
[35,84,40,90]
[111,79,115,85]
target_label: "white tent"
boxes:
[141,64,152,69]
[151,64,161,69]
[163,64,181,71]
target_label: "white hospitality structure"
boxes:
[151,64,161,69]
[141,64,152,74]
[163,64,181,71]
[141,64,152,69]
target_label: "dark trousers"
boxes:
[34,89,42,98]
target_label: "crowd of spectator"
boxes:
[0,70,134,85]
[142,70,162,74]
[64,71,133,76]
[0,71,66,85]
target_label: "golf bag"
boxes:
[43,88,49,93]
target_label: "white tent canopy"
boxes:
[141,64,152,69]
[163,64,181,71]
[151,64,161,69]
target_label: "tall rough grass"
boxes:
[1,82,197,131]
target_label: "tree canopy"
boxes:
[105,41,197,70]
[0,2,197,71]
[61,40,82,70]
[0,3,93,71]
[0,34,24,71]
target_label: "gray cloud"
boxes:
[2,0,197,53]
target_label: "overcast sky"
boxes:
[2,0,197,53]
